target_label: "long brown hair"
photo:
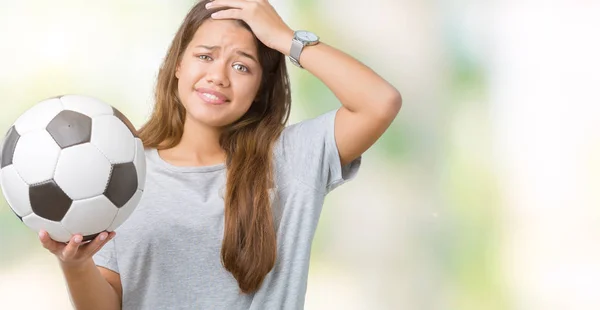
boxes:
[137,0,291,293]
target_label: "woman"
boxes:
[38,0,401,309]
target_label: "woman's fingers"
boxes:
[61,234,83,260]
[80,231,116,257]
[207,0,251,10]
[39,230,115,264]
[38,230,65,254]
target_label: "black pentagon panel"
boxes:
[104,162,138,208]
[1,126,20,168]
[82,232,101,242]
[29,180,73,222]
[46,110,92,149]
[112,107,138,138]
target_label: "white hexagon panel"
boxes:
[0,165,32,218]
[22,213,72,243]
[91,114,135,164]
[107,189,143,231]
[13,97,63,135]
[62,195,118,237]
[133,138,147,191]
[54,143,112,200]
[60,94,115,117]
[12,130,61,185]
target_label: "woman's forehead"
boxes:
[190,19,257,52]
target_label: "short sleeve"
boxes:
[93,238,119,273]
[277,109,361,194]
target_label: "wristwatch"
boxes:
[289,30,320,68]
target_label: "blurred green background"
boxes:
[1,1,599,309]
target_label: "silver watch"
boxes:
[289,30,319,68]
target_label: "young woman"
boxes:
[38,0,401,309]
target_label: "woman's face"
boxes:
[176,19,263,128]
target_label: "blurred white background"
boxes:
[0,0,599,309]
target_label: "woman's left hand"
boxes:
[207,0,294,54]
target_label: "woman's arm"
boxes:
[208,0,402,166]
[60,260,122,310]
[281,40,402,166]
[39,231,122,310]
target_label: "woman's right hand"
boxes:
[38,230,116,268]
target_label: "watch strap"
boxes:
[289,38,305,68]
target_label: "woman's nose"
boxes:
[205,62,230,88]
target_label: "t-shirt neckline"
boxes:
[149,148,226,173]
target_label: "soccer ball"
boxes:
[0,95,146,243]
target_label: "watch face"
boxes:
[296,31,318,42]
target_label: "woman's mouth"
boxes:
[196,88,230,105]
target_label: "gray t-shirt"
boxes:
[93,109,361,310]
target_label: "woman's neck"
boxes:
[159,118,226,167]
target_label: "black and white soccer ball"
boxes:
[0,95,146,243]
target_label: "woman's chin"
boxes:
[184,100,250,129]
[187,112,234,129]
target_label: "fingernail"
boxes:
[74,235,83,243]
[205,2,212,8]
[99,233,107,241]
[38,231,44,239]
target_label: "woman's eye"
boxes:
[233,64,249,73]
[196,55,212,61]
